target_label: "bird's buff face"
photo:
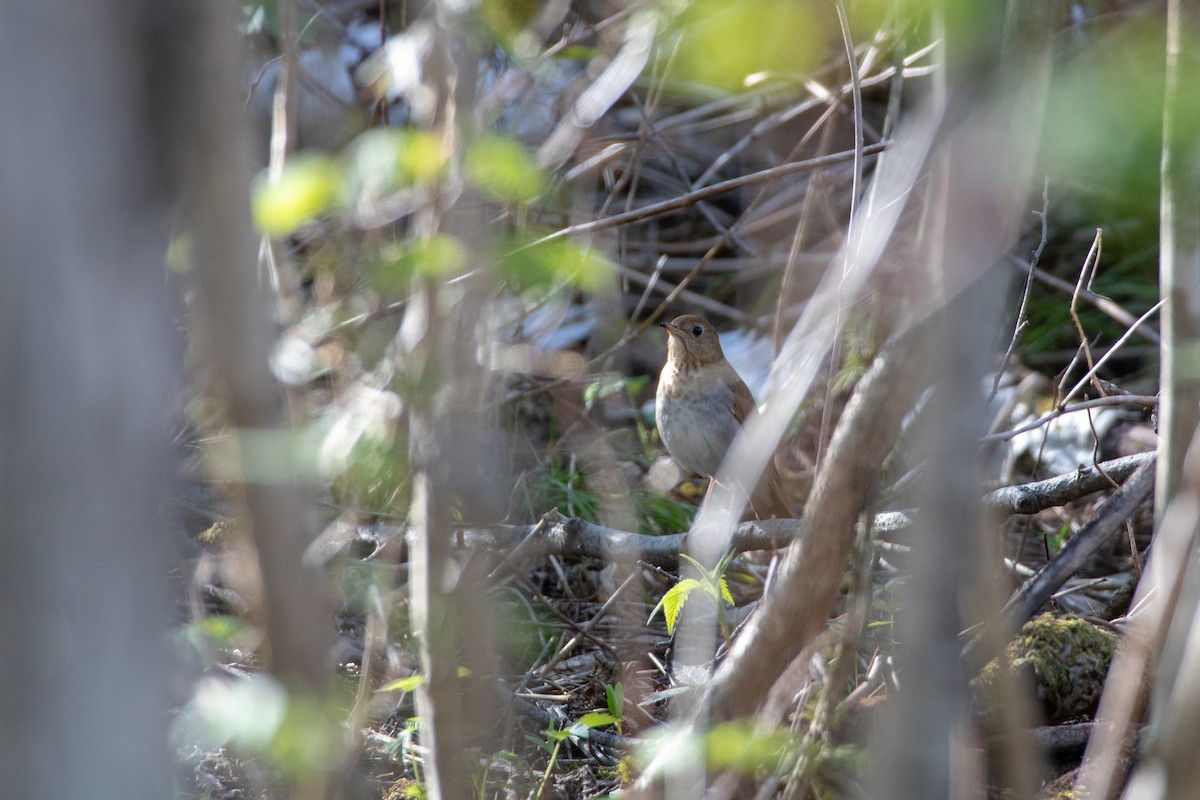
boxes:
[661,314,725,371]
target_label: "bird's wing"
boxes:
[723,368,758,425]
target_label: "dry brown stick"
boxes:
[1060,299,1164,408]
[685,49,933,188]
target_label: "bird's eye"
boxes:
[691,325,704,337]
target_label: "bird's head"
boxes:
[660,314,726,369]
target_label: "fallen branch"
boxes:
[460,512,804,569]
[983,451,1154,516]
[306,452,1156,569]
[1002,453,1157,627]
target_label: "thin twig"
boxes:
[522,142,889,247]
[685,42,935,189]
[1060,299,1164,407]
[992,177,1050,397]
[1006,254,1161,344]
[982,394,1158,443]
[835,0,864,226]
[1068,228,1104,393]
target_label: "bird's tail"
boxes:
[748,462,793,520]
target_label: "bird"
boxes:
[655,314,792,519]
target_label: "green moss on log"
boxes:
[976,613,1117,724]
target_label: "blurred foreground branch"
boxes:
[184,0,332,692]
[0,1,180,796]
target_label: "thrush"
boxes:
[655,314,792,519]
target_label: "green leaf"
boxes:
[195,614,247,644]
[252,155,342,237]
[543,721,571,743]
[704,720,795,773]
[553,45,598,61]
[576,712,619,730]
[206,425,325,484]
[650,577,702,634]
[467,135,546,204]
[700,724,796,772]
[605,682,625,719]
[718,576,734,607]
[376,666,469,694]
[1048,521,1071,554]
[166,233,192,274]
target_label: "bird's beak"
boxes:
[660,321,680,337]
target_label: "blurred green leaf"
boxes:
[1048,521,1071,555]
[378,666,470,694]
[344,128,450,203]
[498,236,613,290]
[207,425,326,483]
[166,233,192,274]
[467,134,546,204]
[480,0,540,48]
[584,375,648,410]
[1041,21,1171,225]
[241,0,276,35]
[554,45,600,61]
[253,155,342,237]
[379,674,428,693]
[183,675,287,752]
[704,720,795,772]
[196,615,249,647]
[370,234,467,295]
[659,0,822,94]
[177,614,258,662]
[271,695,347,775]
[635,490,697,534]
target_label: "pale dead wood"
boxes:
[1082,2,1200,794]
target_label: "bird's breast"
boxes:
[656,370,740,478]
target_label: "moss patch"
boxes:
[977,613,1117,724]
